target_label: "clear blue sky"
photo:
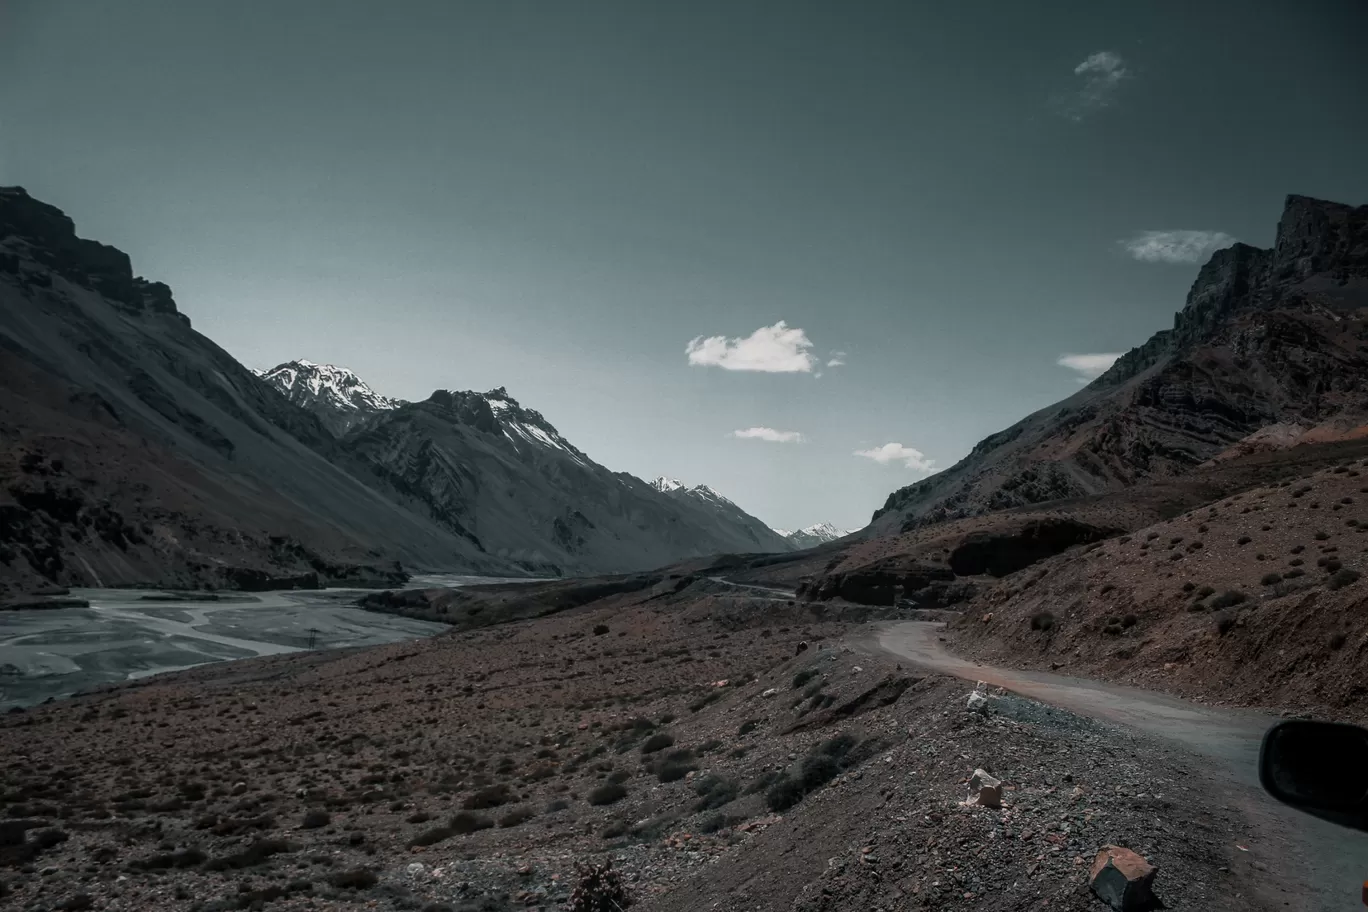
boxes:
[3,0,1365,531]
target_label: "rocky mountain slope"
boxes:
[949,449,1368,718]
[337,395,792,576]
[871,194,1368,534]
[776,522,852,549]
[651,476,793,554]
[257,359,400,436]
[0,186,517,594]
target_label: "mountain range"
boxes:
[0,186,793,594]
[773,522,854,548]
[3,185,1365,596]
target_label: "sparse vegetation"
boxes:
[587,783,627,806]
[1328,568,1361,590]
[1030,611,1054,631]
[640,732,674,754]
[1260,572,1282,586]
[1209,590,1248,610]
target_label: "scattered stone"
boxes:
[966,769,1003,808]
[1089,845,1158,911]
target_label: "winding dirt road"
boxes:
[873,620,1368,912]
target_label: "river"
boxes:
[0,575,531,709]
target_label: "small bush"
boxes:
[1181,582,1196,592]
[1099,583,1115,594]
[1330,632,1349,650]
[738,719,761,736]
[1314,531,1330,541]
[462,784,513,810]
[300,810,330,830]
[587,783,627,806]
[409,825,455,847]
[692,774,739,812]
[1328,569,1361,591]
[640,733,674,754]
[1121,614,1138,628]
[569,861,630,912]
[328,868,378,890]
[1197,586,1215,598]
[1284,568,1306,579]
[449,811,493,834]
[655,749,698,783]
[1237,536,1252,545]
[498,806,535,828]
[1260,573,1283,586]
[792,669,819,690]
[592,624,610,635]
[1321,557,1344,573]
[600,820,629,839]
[1215,612,1237,636]
[1030,611,1055,631]
[1209,590,1247,610]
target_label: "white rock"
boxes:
[761,687,778,698]
[966,691,991,715]
[407,862,426,876]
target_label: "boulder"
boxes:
[966,682,991,715]
[1089,845,1157,911]
[967,769,1003,808]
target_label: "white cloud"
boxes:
[1055,50,1130,121]
[732,427,805,444]
[1057,352,1123,383]
[826,351,846,368]
[1119,229,1237,264]
[853,443,936,473]
[686,321,817,373]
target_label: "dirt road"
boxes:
[873,620,1368,912]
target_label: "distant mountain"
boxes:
[257,360,399,436]
[336,398,795,575]
[778,522,852,549]
[650,477,793,554]
[871,193,1368,534]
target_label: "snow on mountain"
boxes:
[259,359,400,435]
[480,387,589,467]
[650,476,688,494]
[781,522,853,548]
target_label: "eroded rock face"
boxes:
[948,518,1119,578]
[871,194,1368,534]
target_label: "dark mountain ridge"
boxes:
[871,193,1368,533]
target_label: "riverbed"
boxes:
[0,584,467,709]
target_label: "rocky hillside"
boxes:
[651,477,793,554]
[257,359,400,436]
[871,194,1368,534]
[339,393,791,576]
[0,186,527,594]
[949,450,1368,719]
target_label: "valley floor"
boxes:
[0,586,1332,912]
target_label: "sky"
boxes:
[2,1,1366,533]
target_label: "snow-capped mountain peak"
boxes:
[779,522,853,548]
[261,360,400,414]
[650,476,688,493]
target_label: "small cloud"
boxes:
[826,351,846,368]
[1054,50,1130,121]
[853,443,936,473]
[732,427,805,444]
[686,321,817,373]
[1057,352,1123,383]
[1119,229,1237,264]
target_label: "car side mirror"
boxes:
[1259,720,1368,831]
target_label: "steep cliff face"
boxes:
[0,187,510,593]
[871,194,1368,534]
[341,391,791,576]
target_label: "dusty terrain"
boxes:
[947,453,1368,720]
[1,582,1300,912]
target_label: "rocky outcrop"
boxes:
[872,194,1368,534]
[948,518,1120,577]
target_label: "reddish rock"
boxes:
[1089,845,1157,911]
